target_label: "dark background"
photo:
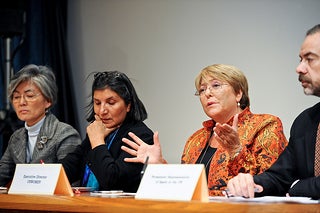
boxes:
[0,0,78,157]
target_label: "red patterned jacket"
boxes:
[181,107,288,196]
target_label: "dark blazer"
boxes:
[254,102,320,198]
[61,120,153,193]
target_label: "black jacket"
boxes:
[60,120,153,192]
[254,102,320,198]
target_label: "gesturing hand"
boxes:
[121,131,167,164]
[213,114,241,156]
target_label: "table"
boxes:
[0,193,319,213]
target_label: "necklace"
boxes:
[198,142,210,164]
[199,143,216,169]
[205,152,214,169]
[198,131,216,169]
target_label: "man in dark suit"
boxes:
[227,24,320,199]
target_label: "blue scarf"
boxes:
[82,129,119,190]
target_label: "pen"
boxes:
[140,156,149,178]
[223,187,260,198]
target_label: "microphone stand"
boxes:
[4,37,13,111]
[0,5,27,156]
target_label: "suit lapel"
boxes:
[13,129,28,163]
[305,129,316,173]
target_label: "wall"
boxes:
[67,0,320,163]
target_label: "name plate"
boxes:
[8,164,73,196]
[135,164,208,202]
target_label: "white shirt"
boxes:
[24,116,46,163]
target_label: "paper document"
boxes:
[90,190,136,198]
[0,187,7,194]
[209,196,319,204]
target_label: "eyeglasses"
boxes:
[195,82,228,96]
[12,92,41,103]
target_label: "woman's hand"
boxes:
[121,131,167,164]
[87,115,118,149]
[213,114,241,156]
[227,173,263,198]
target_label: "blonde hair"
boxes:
[195,64,250,109]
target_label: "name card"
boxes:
[135,164,208,202]
[8,164,73,196]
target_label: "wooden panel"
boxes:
[0,194,318,213]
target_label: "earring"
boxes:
[237,102,240,107]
